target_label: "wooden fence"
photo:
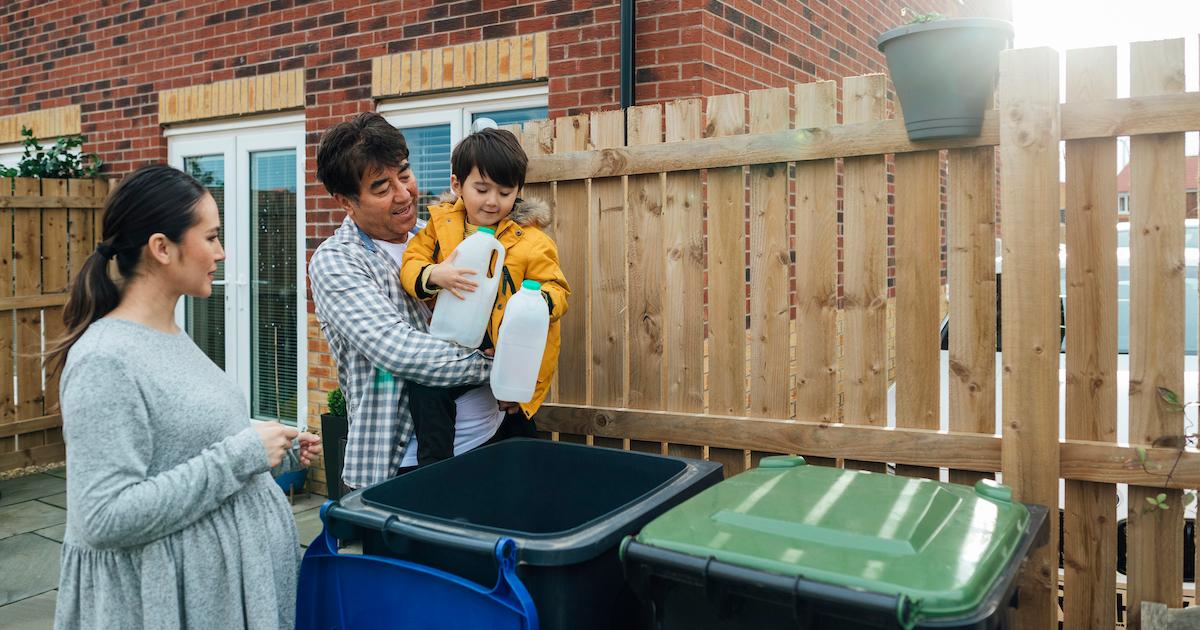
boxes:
[508,39,1200,629]
[0,177,108,474]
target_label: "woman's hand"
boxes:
[254,422,300,468]
[297,433,323,467]
[429,250,478,299]
[497,400,520,414]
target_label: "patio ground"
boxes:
[0,468,328,629]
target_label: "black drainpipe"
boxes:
[620,0,635,145]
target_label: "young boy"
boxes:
[399,127,570,466]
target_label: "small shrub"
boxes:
[0,126,103,179]
[327,388,346,417]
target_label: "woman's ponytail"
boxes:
[45,165,207,376]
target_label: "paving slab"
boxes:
[295,507,324,548]
[0,534,61,606]
[43,467,66,479]
[0,590,56,630]
[34,524,66,544]
[0,476,66,508]
[288,492,328,514]
[0,502,67,540]
[37,494,67,510]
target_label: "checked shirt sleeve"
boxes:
[310,247,491,387]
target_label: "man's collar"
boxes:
[352,218,426,253]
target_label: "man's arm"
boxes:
[309,247,490,387]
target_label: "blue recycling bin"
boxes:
[297,502,537,629]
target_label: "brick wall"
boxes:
[2,0,974,493]
[635,0,960,106]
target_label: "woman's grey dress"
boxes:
[53,318,299,629]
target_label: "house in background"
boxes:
[1115,155,1199,220]
[1,0,983,488]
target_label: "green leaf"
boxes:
[1147,496,1160,505]
[1159,387,1181,404]
[1137,447,1148,463]
[1158,493,1168,503]
[1184,493,1196,507]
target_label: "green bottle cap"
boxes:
[522,279,542,291]
[477,226,496,235]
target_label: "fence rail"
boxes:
[512,39,1200,629]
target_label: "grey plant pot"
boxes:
[876,18,1013,141]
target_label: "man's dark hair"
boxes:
[316,112,409,200]
[451,128,528,190]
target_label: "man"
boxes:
[309,112,513,490]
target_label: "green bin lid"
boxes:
[633,456,1030,620]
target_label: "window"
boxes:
[1118,193,1130,215]
[0,143,22,169]
[167,115,307,428]
[379,86,549,216]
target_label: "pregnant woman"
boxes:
[47,165,321,629]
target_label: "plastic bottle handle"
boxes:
[488,240,505,279]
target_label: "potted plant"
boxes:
[321,388,349,500]
[876,8,1013,141]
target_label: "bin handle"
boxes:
[374,512,502,556]
[624,540,924,629]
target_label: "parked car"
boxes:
[888,221,1200,584]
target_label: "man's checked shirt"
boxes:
[309,216,491,489]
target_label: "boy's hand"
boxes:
[429,250,479,299]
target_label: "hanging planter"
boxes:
[876,17,1013,141]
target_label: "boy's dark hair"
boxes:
[316,112,409,200]
[451,128,528,190]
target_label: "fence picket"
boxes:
[705,92,749,476]
[626,104,667,455]
[1062,44,1118,630]
[13,178,44,451]
[663,98,706,461]
[893,149,941,480]
[842,74,888,473]
[1126,38,1187,629]
[552,115,590,444]
[67,178,95,282]
[792,81,840,468]
[588,110,626,451]
[0,179,13,459]
[947,146,997,488]
[747,87,790,467]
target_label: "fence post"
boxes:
[998,46,1061,629]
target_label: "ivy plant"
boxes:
[0,126,103,179]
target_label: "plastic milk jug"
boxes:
[428,227,506,348]
[490,280,550,403]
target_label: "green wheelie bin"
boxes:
[622,456,1049,629]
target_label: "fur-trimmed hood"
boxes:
[435,191,551,228]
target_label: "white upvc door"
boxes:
[167,117,307,429]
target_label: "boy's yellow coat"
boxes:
[400,196,569,419]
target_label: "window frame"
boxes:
[378,85,549,212]
[165,114,308,429]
